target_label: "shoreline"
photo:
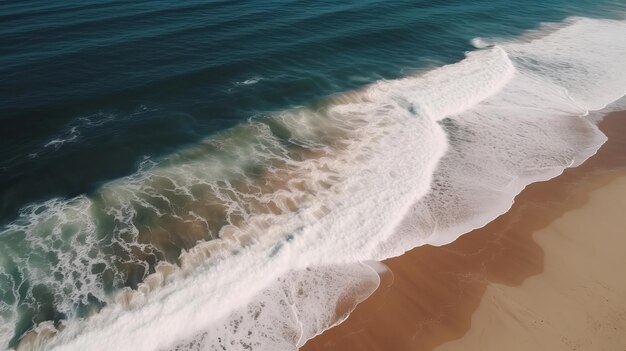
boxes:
[435,166,626,350]
[301,110,626,351]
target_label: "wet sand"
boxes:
[301,110,626,351]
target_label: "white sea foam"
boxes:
[234,77,262,86]
[34,111,121,157]
[167,262,381,351]
[43,127,80,149]
[35,108,153,157]
[470,37,493,49]
[381,17,626,253]
[2,16,626,351]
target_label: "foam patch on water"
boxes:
[42,112,118,150]
[234,77,263,86]
[379,17,626,254]
[1,16,626,351]
[470,37,494,49]
[29,107,156,159]
[166,262,380,351]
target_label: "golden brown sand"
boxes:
[301,111,626,351]
[435,172,626,351]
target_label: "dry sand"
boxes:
[301,111,626,351]
[435,172,626,351]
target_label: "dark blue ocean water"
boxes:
[1,0,623,225]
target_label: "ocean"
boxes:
[1,1,625,350]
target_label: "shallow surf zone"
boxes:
[1,16,625,351]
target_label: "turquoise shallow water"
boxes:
[1,1,626,349]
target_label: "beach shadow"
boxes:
[301,111,626,351]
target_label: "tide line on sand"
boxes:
[302,110,626,351]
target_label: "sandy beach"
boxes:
[302,110,626,351]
